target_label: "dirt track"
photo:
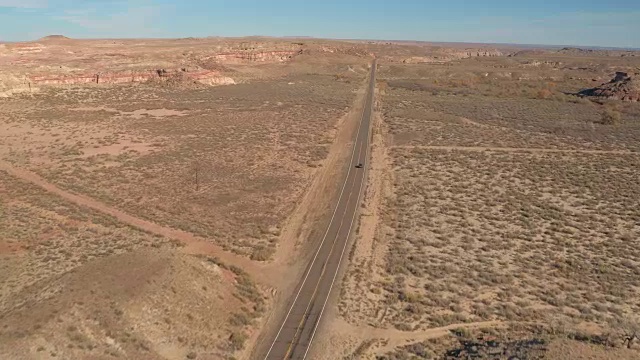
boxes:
[0,160,263,280]
[391,145,639,154]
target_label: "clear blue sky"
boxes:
[1,0,638,48]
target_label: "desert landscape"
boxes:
[324,45,640,359]
[1,33,640,360]
[0,36,375,359]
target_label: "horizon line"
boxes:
[3,34,639,51]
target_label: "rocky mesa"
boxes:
[212,50,302,63]
[28,69,235,86]
[0,37,307,96]
[402,48,505,64]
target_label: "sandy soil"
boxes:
[4,36,640,360]
[0,169,265,359]
[332,51,640,358]
[545,339,640,360]
[271,75,369,267]
[0,248,262,360]
[0,159,263,278]
[0,36,374,359]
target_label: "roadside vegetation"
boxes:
[340,51,640,358]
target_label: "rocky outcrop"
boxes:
[6,43,44,54]
[508,49,551,57]
[459,49,504,57]
[558,47,639,57]
[1,68,235,97]
[212,50,301,63]
[313,46,371,58]
[521,60,562,67]
[187,71,235,85]
[29,74,100,85]
[403,49,504,64]
[579,72,640,102]
[613,72,630,82]
[27,69,234,87]
[402,56,444,64]
[0,73,34,97]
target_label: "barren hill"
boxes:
[0,249,263,359]
[40,35,71,41]
[558,47,639,57]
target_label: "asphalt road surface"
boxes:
[262,60,377,360]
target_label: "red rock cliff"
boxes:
[28,69,234,86]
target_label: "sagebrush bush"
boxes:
[601,107,622,125]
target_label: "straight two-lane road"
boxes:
[262,60,377,360]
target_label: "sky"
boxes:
[0,0,638,48]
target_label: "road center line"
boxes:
[301,64,375,359]
[263,62,372,360]
[283,171,358,358]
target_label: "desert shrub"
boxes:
[395,322,413,331]
[536,88,553,99]
[600,107,622,125]
[250,245,273,261]
[230,312,250,326]
[378,80,389,94]
[228,331,248,351]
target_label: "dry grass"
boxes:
[372,149,640,330]
[0,36,380,359]
[378,53,640,151]
[376,324,640,360]
[0,170,177,307]
[340,51,640,359]
[381,87,640,152]
[1,73,361,257]
[0,171,265,359]
[0,38,373,359]
[0,248,265,360]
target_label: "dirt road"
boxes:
[0,160,263,279]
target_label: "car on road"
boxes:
[355,163,363,168]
